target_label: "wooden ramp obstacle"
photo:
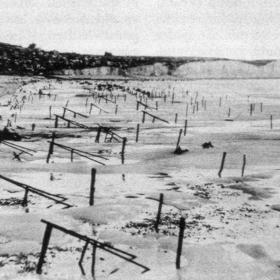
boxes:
[37,219,150,275]
[0,174,73,208]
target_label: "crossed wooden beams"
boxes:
[46,132,108,165]
[36,219,150,276]
[0,174,73,209]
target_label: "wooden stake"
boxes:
[36,223,53,274]
[176,217,185,269]
[184,120,188,136]
[22,187,29,207]
[218,152,227,178]
[54,115,58,128]
[115,105,118,115]
[49,106,52,119]
[70,149,74,162]
[89,168,96,206]
[155,193,164,233]
[270,115,273,129]
[121,137,127,164]
[46,132,55,163]
[241,154,246,177]
[91,244,97,277]
[136,123,140,142]
[142,111,146,123]
[175,113,178,124]
[176,129,183,149]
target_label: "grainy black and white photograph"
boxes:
[0,0,280,279]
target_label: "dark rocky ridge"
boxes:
[0,42,276,78]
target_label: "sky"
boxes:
[0,0,280,59]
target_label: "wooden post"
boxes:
[156,101,158,110]
[89,168,96,206]
[136,101,139,111]
[49,106,52,119]
[175,113,178,124]
[250,104,253,116]
[85,97,88,107]
[22,187,29,207]
[136,123,140,143]
[36,223,53,274]
[70,149,74,162]
[54,115,58,128]
[142,111,146,123]
[65,100,69,108]
[228,107,231,117]
[155,193,164,233]
[115,105,118,115]
[171,92,175,104]
[270,115,273,129]
[185,103,188,117]
[241,154,246,177]
[176,129,183,149]
[91,244,97,277]
[176,217,185,269]
[121,137,127,164]
[95,127,101,143]
[62,107,66,118]
[46,132,55,163]
[89,103,93,114]
[184,120,188,136]
[218,152,227,178]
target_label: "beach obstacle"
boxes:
[218,152,227,177]
[54,114,90,129]
[0,140,36,156]
[184,120,188,135]
[141,110,169,124]
[136,123,140,142]
[0,174,73,208]
[62,107,88,119]
[176,217,186,269]
[241,154,246,177]
[155,193,164,233]
[36,219,150,275]
[89,168,96,206]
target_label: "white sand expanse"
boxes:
[0,76,280,279]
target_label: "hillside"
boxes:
[0,42,278,79]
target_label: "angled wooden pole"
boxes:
[176,217,185,269]
[36,223,53,274]
[155,193,164,233]
[241,154,246,177]
[136,123,140,143]
[184,120,188,136]
[218,152,227,178]
[89,168,96,206]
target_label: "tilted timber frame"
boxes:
[95,125,124,143]
[36,219,150,275]
[54,114,90,129]
[0,174,73,209]
[62,107,88,119]
[141,110,169,124]
[89,102,109,114]
[0,140,36,156]
[46,133,108,165]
